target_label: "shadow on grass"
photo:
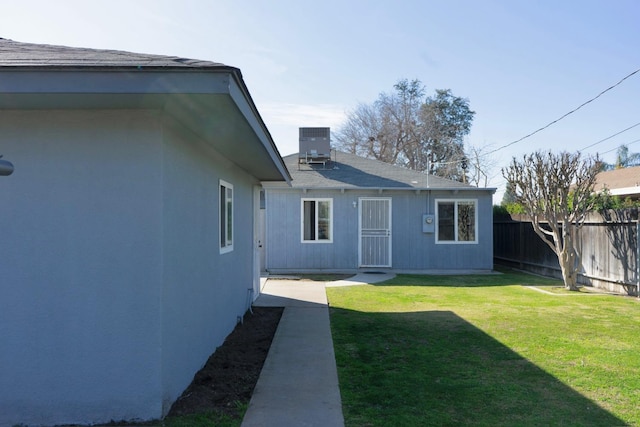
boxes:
[331,308,626,426]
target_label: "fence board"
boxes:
[494,212,639,295]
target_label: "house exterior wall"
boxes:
[0,110,165,426]
[159,117,258,413]
[265,188,493,272]
[0,110,261,426]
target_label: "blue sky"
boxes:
[2,0,638,201]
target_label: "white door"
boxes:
[359,198,392,267]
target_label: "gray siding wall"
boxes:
[265,188,493,272]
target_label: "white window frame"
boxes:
[301,198,333,243]
[220,180,234,254]
[435,199,478,244]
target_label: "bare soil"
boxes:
[167,306,283,419]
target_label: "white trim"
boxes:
[435,198,478,244]
[609,186,640,197]
[219,179,234,254]
[300,198,333,243]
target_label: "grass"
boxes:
[327,268,640,426]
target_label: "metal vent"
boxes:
[299,127,330,140]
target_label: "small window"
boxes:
[301,198,332,243]
[220,180,233,253]
[436,199,477,244]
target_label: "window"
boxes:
[301,198,332,242]
[436,199,477,243]
[220,180,233,253]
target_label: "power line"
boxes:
[487,67,640,155]
[599,138,640,156]
[579,121,640,151]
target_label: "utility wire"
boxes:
[599,138,640,156]
[487,68,640,155]
[579,121,640,151]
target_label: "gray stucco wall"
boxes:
[265,188,493,272]
[159,117,258,413]
[0,110,165,426]
[0,110,260,426]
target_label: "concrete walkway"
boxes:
[241,272,394,427]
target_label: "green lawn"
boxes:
[327,268,640,426]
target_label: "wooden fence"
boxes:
[493,210,639,295]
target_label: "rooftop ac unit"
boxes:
[299,127,331,165]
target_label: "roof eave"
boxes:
[276,186,497,193]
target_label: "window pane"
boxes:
[220,182,233,250]
[318,201,330,240]
[438,202,455,241]
[227,187,233,244]
[318,219,330,240]
[457,202,475,241]
[220,185,226,247]
[303,200,315,240]
[318,201,329,220]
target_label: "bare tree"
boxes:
[334,79,476,182]
[337,80,423,166]
[502,151,599,290]
[466,143,497,187]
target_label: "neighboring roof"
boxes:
[276,151,493,191]
[0,37,226,69]
[595,166,640,197]
[0,38,290,183]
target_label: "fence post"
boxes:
[519,221,525,270]
[637,221,639,298]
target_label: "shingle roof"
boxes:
[284,151,480,190]
[595,166,640,196]
[0,38,228,69]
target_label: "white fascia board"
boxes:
[261,181,291,188]
[285,186,497,193]
[610,187,640,196]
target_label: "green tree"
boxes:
[335,79,476,182]
[614,144,640,168]
[417,89,474,181]
[503,151,600,291]
[501,182,517,205]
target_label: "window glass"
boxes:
[302,199,332,242]
[457,201,475,241]
[436,199,477,244]
[437,202,455,241]
[220,181,233,252]
[303,200,316,240]
[317,201,330,240]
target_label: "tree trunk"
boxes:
[558,247,580,291]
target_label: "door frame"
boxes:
[358,197,392,268]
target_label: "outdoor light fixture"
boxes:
[0,155,14,176]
